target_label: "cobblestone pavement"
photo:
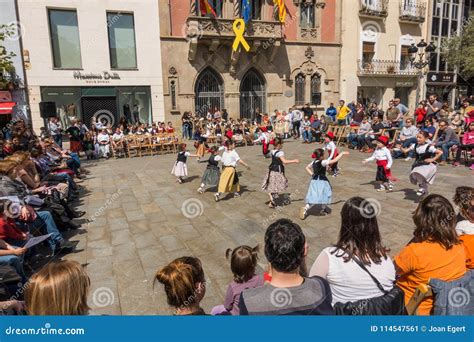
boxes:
[63,140,472,315]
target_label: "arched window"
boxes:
[311,74,321,105]
[295,73,306,106]
[195,67,224,117]
[240,68,266,120]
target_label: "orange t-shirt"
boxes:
[394,241,466,315]
[460,235,474,269]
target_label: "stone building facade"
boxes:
[339,0,430,109]
[159,0,342,125]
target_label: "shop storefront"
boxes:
[40,86,152,128]
[426,72,456,105]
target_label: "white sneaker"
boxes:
[300,207,307,220]
[197,188,204,194]
[214,193,220,202]
[377,185,386,192]
[416,188,426,196]
[404,157,412,161]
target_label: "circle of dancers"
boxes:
[171,129,447,219]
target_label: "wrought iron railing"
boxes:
[359,0,389,18]
[399,0,426,23]
[357,59,418,76]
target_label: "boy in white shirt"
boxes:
[362,136,395,192]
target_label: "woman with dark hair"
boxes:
[309,197,396,305]
[395,194,466,315]
[155,256,206,315]
[261,138,299,208]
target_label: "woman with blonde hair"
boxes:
[25,260,90,315]
[155,256,206,315]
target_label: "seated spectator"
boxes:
[309,197,395,306]
[453,187,474,269]
[301,116,312,144]
[166,122,175,133]
[364,115,384,152]
[434,120,460,165]
[453,121,474,169]
[212,245,263,315]
[111,127,125,152]
[421,118,436,139]
[0,201,75,255]
[155,256,207,315]
[393,119,419,159]
[82,132,96,160]
[450,113,464,130]
[351,103,365,125]
[348,117,371,150]
[395,194,466,315]
[25,260,90,315]
[239,218,334,315]
[310,114,322,142]
[0,238,27,283]
[97,129,110,159]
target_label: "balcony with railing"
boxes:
[399,0,426,23]
[359,0,389,19]
[357,59,418,76]
[185,16,283,41]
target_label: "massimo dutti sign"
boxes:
[73,71,121,82]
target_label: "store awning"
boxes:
[0,102,16,115]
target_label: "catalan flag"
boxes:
[273,0,287,23]
[199,0,217,17]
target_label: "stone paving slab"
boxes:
[68,140,472,315]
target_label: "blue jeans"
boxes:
[29,211,64,251]
[303,130,312,143]
[0,252,26,283]
[436,141,457,161]
[53,134,63,148]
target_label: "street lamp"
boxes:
[408,39,436,105]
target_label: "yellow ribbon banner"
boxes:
[273,0,286,23]
[232,19,250,52]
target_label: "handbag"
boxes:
[334,254,407,315]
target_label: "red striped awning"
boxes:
[0,102,16,115]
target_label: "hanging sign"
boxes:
[232,19,250,52]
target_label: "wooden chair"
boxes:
[126,135,140,158]
[406,284,433,316]
[337,126,352,147]
[111,140,126,159]
[139,136,154,156]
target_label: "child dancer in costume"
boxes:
[197,146,221,194]
[215,140,250,202]
[401,131,443,197]
[254,128,274,158]
[324,132,340,176]
[195,132,208,162]
[362,136,395,192]
[261,138,300,208]
[300,148,349,220]
[171,143,198,184]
